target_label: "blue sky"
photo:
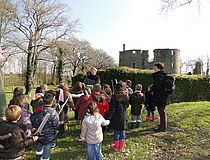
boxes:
[60,0,210,63]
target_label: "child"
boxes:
[76,87,92,123]
[106,81,129,152]
[30,91,59,160]
[89,84,109,118]
[129,84,145,129]
[0,105,38,160]
[55,83,75,135]
[8,87,33,137]
[145,84,156,122]
[71,81,84,122]
[125,79,133,95]
[80,101,110,160]
[30,86,45,112]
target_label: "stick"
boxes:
[57,97,70,116]
[33,113,50,136]
[100,90,111,100]
[111,80,115,93]
[33,97,69,136]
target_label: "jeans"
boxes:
[147,110,154,116]
[87,143,102,160]
[36,142,54,160]
[113,130,126,141]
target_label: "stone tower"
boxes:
[153,49,180,74]
[119,44,150,69]
[119,44,180,74]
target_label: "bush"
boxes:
[73,67,210,103]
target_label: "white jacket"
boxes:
[80,113,110,144]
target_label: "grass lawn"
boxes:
[22,101,210,160]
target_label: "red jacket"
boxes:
[89,93,109,117]
[76,95,91,121]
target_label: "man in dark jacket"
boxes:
[151,62,169,132]
[84,67,101,87]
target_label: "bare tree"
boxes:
[160,0,201,13]
[0,0,18,67]
[65,38,92,76]
[90,48,116,70]
[10,0,78,94]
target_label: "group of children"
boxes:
[0,79,156,160]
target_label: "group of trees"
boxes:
[0,0,116,94]
[0,0,207,94]
[181,55,210,75]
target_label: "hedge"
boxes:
[72,67,210,103]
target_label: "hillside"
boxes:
[24,101,210,160]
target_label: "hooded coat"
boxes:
[106,90,129,130]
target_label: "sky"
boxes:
[60,0,210,63]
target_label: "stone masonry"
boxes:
[119,44,180,74]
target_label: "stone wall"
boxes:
[119,45,180,74]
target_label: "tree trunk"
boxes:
[25,53,33,95]
[51,63,56,85]
[57,47,64,84]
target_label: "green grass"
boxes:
[5,87,210,159]
[22,101,210,160]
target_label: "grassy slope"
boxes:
[23,101,210,160]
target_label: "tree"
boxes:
[90,48,116,70]
[65,38,92,76]
[160,0,201,13]
[11,0,78,94]
[0,0,18,68]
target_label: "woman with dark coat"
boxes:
[106,81,129,152]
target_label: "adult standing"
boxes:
[84,67,101,87]
[0,47,7,121]
[151,62,168,132]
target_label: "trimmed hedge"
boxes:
[72,67,210,103]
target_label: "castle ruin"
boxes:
[119,44,180,74]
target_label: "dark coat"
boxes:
[84,74,101,86]
[144,90,155,111]
[129,91,145,115]
[30,106,59,145]
[0,121,34,159]
[106,90,129,131]
[151,70,168,107]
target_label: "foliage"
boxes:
[73,67,210,103]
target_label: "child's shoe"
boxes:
[112,141,120,151]
[118,140,125,152]
[145,115,150,122]
[150,115,155,121]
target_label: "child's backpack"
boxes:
[164,74,175,94]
